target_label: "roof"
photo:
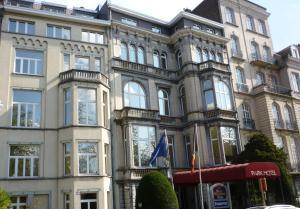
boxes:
[173,162,281,185]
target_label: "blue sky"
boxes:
[39,0,299,52]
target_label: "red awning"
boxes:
[173,162,281,185]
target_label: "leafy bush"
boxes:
[0,188,11,209]
[136,171,179,209]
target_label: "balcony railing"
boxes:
[243,118,255,129]
[112,59,177,80]
[236,83,249,93]
[253,83,292,96]
[231,49,243,59]
[115,107,160,121]
[203,109,236,120]
[59,69,108,85]
[197,60,230,72]
[250,53,279,70]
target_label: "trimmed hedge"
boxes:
[136,171,179,209]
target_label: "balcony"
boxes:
[253,83,292,96]
[115,107,160,121]
[243,118,255,130]
[59,69,108,85]
[197,61,230,73]
[236,83,249,93]
[250,53,279,70]
[231,49,244,60]
[111,58,177,80]
[203,109,236,120]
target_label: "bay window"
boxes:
[221,127,237,163]
[64,143,71,176]
[203,79,215,110]
[64,88,72,126]
[78,88,97,125]
[210,127,221,165]
[215,80,232,110]
[195,48,202,63]
[15,49,43,75]
[63,54,70,71]
[153,51,160,68]
[78,143,98,175]
[132,125,155,167]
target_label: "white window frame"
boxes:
[225,7,235,24]
[64,143,71,176]
[64,193,70,209]
[78,142,98,175]
[258,19,267,35]
[215,80,232,110]
[124,82,146,109]
[47,25,70,40]
[75,56,90,71]
[15,49,43,75]
[9,19,34,34]
[291,46,300,59]
[291,72,300,92]
[104,143,109,174]
[158,89,170,116]
[153,51,160,68]
[137,47,145,64]
[11,196,27,209]
[246,15,255,31]
[80,193,97,209]
[77,88,97,125]
[9,145,39,178]
[64,88,72,126]
[102,91,108,128]
[81,31,103,44]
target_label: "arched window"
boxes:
[153,50,160,68]
[262,46,271,62]
[158,89,170,116]
[129,44,136,62]
[203,79,215,110]
[256,72,265,85]
[202,49,209,62]
[215,80,232,110]
[225,7,235,24]
[137,47,145,64]
[284,105,294,129]
[124,82,146,109]
[272,103,282,128]
[195,48,202,63]
[179,86,187,115]
[230,35,240,56]
[209,51,216,61]
[161,53,167,69]
[251,41,260,60]
[216,53,223,63]
[121,43,128,60]
[176,51,183,68]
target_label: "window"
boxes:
[216,53,223,63]
[179,86,187,115]
[78,143,97,175]
[225,7,235,24]
[132,125,155,167]
[195,48,202,63]
[121,43,128,61]
[102,91,108,128]
[15,49,43,75]
[184,136,192,167]
[63,54,70,71]
[47,25,70,40]
[215,80,232,110]
[256,72,265,85]
[176,51,183,68]
[242,103,251,120]
[11,196,27,209]
[124,82,146,109]
[210,127,221,165]
[230,36,240,56]
[202,49,209,62]
[129,44,136,62]
[78,88,97,125]
[203,79,215,110]
[64,143,71,175]
[289,137,299,167]
[161,53,167,69]
[246,15,255,31]
[9,145,39,177]
[9,19,35,35]
[153,51,160,68]
[291,46,300,59]
[250,41,260,60]
[12,90,41,127]
[64,193,70,209]
[274,135,284,149]
[272,103,282,128]
[121,17,137,26]
[104,143,109,174]
[262,46,271,62]
[75,56,90,71]
[80,193,97,209]
[270,75,277,87]
[257,19,267,35]
[168,136,175,168]
[284,105,294,129]
[221,127,237,163]
[158,89,170,116]
[209,51,216,61]
[291,72,300,92]
[95,58,101,72]
[236,68,246,84]
[82,31,103,44]
[137,47,145,64]
[64,88,72,126]
[152,26,161,33]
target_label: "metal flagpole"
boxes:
[195,123,204,209]
[165,129,175,189]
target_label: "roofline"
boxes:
[3,5,111,26]
[107,2,224,29]
[244,0,266,11]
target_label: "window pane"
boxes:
[89,155,97,174]
[137,47,144,64]
[55,27,62,38]
[95,58,101,72]
[153,52,159,68]
[9,158,15,176]
[9,20,17,32]
[18,158,24,176]
[27,23,34,35]
[79,155,87,173]
[82,31,88,42]
[47,26,53,37]
[210,127,221,165]
[19,22,26,33]
[63,28,70,40]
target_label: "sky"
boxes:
[36,0,299,52]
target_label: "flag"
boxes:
[149,133,167,166]
[191,125,198,172]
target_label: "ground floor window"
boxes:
[80,193,97,209]
[11,196,27,209]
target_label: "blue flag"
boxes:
[149,133,167,166]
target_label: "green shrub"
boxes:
[0,188,11,209]
[136,171,179,209]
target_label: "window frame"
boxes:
[11,196,27,209]
[47,24,70,40]
[137,47,145,64]
[246,15,255,31]
[121,42,128,61]
[161,52,167,69]
[77,88,97,125]
[78,142,98,175]
[64,88,72,126]
[63,143,72,176]
[291,72,300,92]
[214,80,232,110]
[257,19,267,35]
[176,51,183,68]
[81,31,104,44]
[80,193,97,209]
[75,56,90,71]
[124,81,146,109]
[9,19,35,35]
[15,49,44,76]
[158,89,170,116]
[225,7,235,24]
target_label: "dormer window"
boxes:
[291,46,300,59]
[152,27,161,33]
[121,17,137,26]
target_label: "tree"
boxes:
[0,188,11,209]
[234,133,296,205]
[136,171,179,209]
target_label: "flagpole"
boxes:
[195,123,204,209]
[165,129,174,189]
